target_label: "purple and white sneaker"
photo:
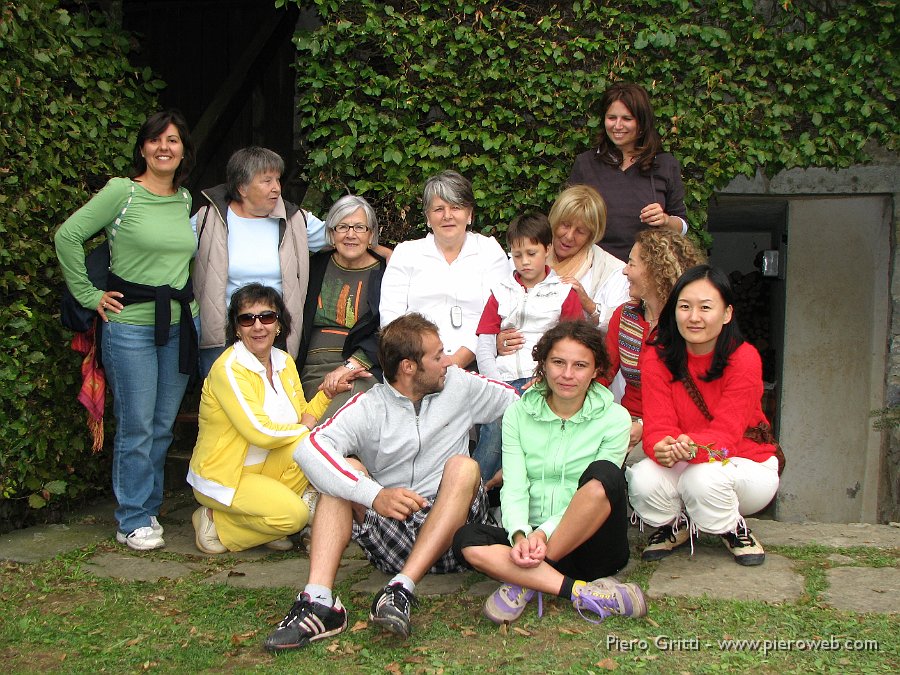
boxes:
[483,583,541,624]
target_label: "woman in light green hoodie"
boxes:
[453,320,646,625]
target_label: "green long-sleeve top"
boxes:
[500,381,631,543]
[54,177,198,325]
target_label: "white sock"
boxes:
[301,584,333,607]
[390,573,416,595]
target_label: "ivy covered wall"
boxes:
[0,0,897,526]
[0,0,163,527]
[285,0,897,245]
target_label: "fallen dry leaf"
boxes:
[559,627,584,635]
[512,627,532,637]
[499,623,508,636]
[126,637,144,647]
[326,642,340,653]
[227,570,246,577]
[385,662,402,674]
[646,617,660,628]
[461,629,477,637]
[350,620,368,633]
[596,657,618,670]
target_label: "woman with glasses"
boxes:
[187,283,361,554]
[295,195,387,420]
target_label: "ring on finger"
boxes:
[503,340,508,348]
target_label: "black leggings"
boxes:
[452,459,630,580]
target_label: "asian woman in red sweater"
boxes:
[626,265,779,566]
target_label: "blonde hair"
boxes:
[548,185,607,245]
[635,229,707,302]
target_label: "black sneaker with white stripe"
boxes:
[264,593,347,652]
[370,582,417,638]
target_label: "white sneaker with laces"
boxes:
[149,516,164,536]
[117,526,165,551]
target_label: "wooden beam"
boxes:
[187,2,300,190]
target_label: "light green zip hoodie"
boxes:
[500,381,631,544]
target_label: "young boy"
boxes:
[472,211,583,482]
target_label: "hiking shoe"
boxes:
[116,526,165,551]
[722,529,766,566]
[370,582,417,638]
[641,524,691,561]
[149,516,164,536]
[483,584,536,624]
[264,594,347,652]
[192,507,227,554]
[264,537,295,551]
[572,579,647,624]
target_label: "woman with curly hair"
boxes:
[602,229,705,459]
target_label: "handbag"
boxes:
[681,371,786,476]
[60,240,110,332]
[59,183,134,333]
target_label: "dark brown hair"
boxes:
[532,319,610,383]
[507,210,552,248]
[131,110,195,188]
[593,83,663,172]
[226,283,291,347]
[378,313,440,383]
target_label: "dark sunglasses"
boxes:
[237,311,279,327]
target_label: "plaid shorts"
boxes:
[352,485,489,575]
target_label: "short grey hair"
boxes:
[422,170,475,215]
[225,147,285,203]
[324,194,379,247]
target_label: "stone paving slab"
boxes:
[83,551,202,582]
[202,557,369,590]
[647,548,804,603]
[747,519,900,549]
[0,523,112,564]
[824,566,900,614]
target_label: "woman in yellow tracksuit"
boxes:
[187,283,361,553]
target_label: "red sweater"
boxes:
[642,342,775,465]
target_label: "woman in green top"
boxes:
[55,110,198,551]
[453,320,646,625]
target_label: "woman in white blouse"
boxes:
[379,170,509,369]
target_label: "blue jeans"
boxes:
[471,377,530,481]
[199,345,227,379]
[102,317,198,534]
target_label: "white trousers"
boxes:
[626,456,780,534]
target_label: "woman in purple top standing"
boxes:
[568,83,688,262]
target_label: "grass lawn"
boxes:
[0,539,896,673]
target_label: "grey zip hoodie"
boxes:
[294,366,519,507]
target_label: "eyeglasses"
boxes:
[333,222,371,233]
[236,311,279,327]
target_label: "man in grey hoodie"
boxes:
[264,313,519,652]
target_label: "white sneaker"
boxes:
[192,507,227,554]
[264,537,295,551]
[116,517,164,545]
[301,486,319,524]
[116,526,165,551]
